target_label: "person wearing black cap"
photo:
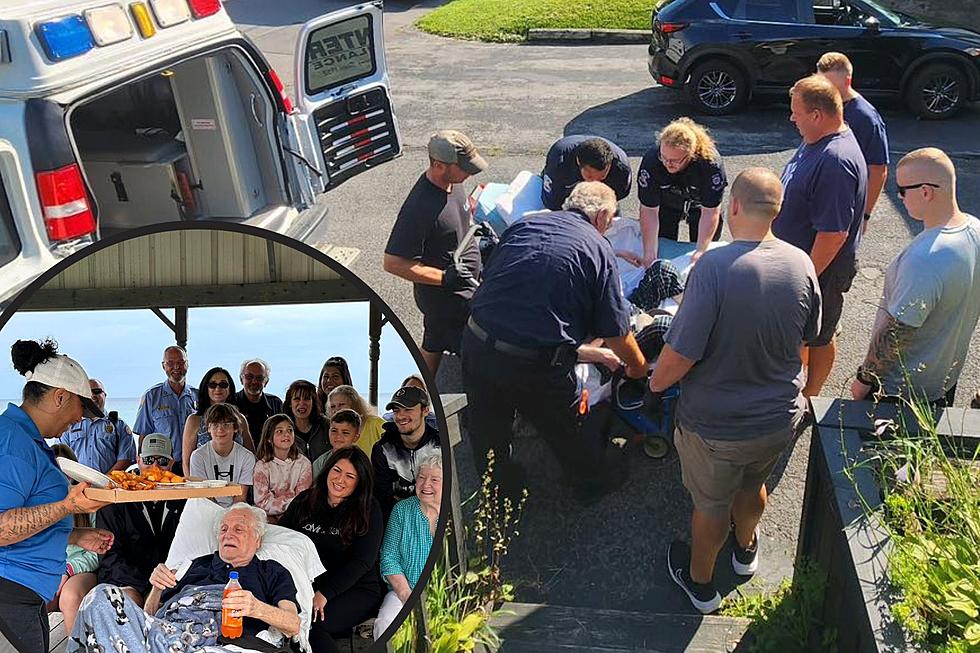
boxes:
[384,129,488,376]
[371,386,441,518]
[0,339,114,653]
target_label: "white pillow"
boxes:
[166,499,325,653]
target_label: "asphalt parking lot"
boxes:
[229,0,980,613]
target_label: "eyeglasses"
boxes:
[90,388,105,396]
[659,152,690,167]
[897,182,940,198]
[208,421,236,431]
[141,455,170,466]
[242,373,266,382]
[207,381,230,389]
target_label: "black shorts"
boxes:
[414,285,471,355]
[811,263,856,347]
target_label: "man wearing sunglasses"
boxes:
[95,435,186,607]
[773,74,867,398]
[58,379,135,474]
[230,358,283,443]
[852,148,980,407]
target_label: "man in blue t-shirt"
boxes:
[817,52,889,233]
[773,74,867,397]
[541,135,632,211]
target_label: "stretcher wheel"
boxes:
[643,435,670,459]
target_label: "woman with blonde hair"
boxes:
[633,117,728,265]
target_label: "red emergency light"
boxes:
[267,68,295,114]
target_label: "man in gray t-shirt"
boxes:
[650,168,821,614]
[854,148,980,406]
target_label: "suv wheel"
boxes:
[686,59,748,115]
[905,63,967,120]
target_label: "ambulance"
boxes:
[0,0,402,303]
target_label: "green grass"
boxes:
[721,558,837,652]
[416,0,660,43]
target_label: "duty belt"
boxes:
[467,317,573,366]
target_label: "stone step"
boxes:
[492,602,752,653]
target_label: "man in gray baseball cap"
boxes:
[384,129,488,375]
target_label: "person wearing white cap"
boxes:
[0,339,114,653]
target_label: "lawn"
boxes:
[416,0,661,43]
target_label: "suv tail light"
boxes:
[35,164,96,241]
[660,22,689,34]
[267,68,295,114]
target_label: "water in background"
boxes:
[5,393,397,431]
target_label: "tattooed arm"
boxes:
[858,313,919,381]
[0,482,108,547]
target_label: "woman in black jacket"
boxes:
[278,446,384,653]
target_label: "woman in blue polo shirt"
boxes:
[0,339,114,653]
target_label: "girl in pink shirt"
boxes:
[253,414,313,523]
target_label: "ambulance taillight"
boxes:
[35,165,97,242]
[267,68,295,114]
[186,0,222,19]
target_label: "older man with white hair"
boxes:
[231,358,284,442]
[70,504,300,652]
[461,181,647,500]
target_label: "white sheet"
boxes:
[577,219,729,407]
[165,498,325,653]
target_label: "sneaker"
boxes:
[666,540,722,614]
[732,525,760,576]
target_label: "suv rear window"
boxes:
[0,173,20,268]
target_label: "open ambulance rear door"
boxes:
[285,2,402,206]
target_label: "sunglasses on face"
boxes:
[242,373,266,382]
[142,455,170,466]
[90,388,105,396]
[897,182,940,198]
[207,381,230,389]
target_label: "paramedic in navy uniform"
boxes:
[461,182,648,497]
[0,339,113,653]
[635,117,727,266]
[541,135,632,211]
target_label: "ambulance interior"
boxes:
[68,48,290,233]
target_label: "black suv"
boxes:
[648,0,980,119]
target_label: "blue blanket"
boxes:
[68,583,227,653]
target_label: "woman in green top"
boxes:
[373,451,442,641]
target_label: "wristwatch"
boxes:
[855,366,876,386]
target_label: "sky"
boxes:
[0,302,422,405]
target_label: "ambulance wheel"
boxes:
[643,435,670,459]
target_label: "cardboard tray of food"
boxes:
[66,466,243,503]
[84,482,243,503]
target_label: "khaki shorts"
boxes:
[675,415,806,517]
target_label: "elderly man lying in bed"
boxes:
[68,503,300,653]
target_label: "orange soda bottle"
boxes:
[221,571,243,638]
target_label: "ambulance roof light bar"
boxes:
[34,15,94,62]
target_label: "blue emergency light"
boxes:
[35,15,95,62]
